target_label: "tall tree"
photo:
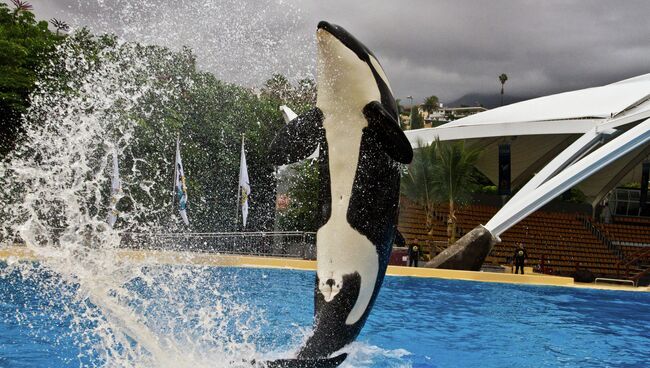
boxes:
[0,2,62,158]
[423,95,439,113]
[400,141,438,235]
[430,138,483,244]
[49,18,69,36]
[277,159,320,231]
[410,105,424,130]
[499,73,508,106]
[261,73,294,102]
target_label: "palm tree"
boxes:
[401,140,438,235]
[430,138,483,244]
[499,73,508,106]
[423,95,439,114]
[49,18,70,35]
[10,0,32,18]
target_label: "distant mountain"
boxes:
[447,93,537,109]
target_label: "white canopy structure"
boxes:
[405,73,650,239]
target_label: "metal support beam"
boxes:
[510,135,576,189]
[590,144,650,210]
[492,127,603,226]
[485,118,650,237]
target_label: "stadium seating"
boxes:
[397,197,650,278]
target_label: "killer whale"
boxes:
[268,21,413,366]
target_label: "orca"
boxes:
[268,21,413,366]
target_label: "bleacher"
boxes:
[591,220,650,267]
[398,197,644,278]
[398,199,450,262]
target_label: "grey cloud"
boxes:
[12,0,650,105]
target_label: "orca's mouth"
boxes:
[317,21,336,35]
[317,20,370,62]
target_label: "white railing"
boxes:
[119,231,317,259]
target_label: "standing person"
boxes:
[513,243,528,274]
[408,238,420,267]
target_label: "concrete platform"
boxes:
[1,246,646,292]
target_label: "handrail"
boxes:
[595,277,636,287]
[616,247,650,278]
[578,215,624,259]
[631,267,650,286]
[3,231,320,260]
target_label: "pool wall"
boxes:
[1,246,646,292]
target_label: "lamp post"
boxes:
[407,96,414,129]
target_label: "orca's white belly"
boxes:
[316,111,379,325]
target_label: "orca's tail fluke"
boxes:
[261,353,348,368]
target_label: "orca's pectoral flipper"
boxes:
[280,105,298,124]
[263,353,348,368]
[269,107,324,166]
[363,101,413,164]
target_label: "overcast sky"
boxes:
[8,0,650,104]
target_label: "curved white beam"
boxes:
[492,127,604,222]
[485,118,650,237]
[590,144,650,210]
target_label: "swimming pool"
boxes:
[1,264,649,367]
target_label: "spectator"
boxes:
[602,201,612,224]
[513,243,528,274]
[408,238,420,267]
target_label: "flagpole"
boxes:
[172,133,179,219]
[235,134,243,229]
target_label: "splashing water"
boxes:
[0,30,270,366]
[57,0,315,87]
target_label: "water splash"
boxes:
[0,1,322,366]
[0,31,266,366]
[60,0,315,87]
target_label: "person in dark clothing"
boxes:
[408,238,420,267]
[513,243,528,274]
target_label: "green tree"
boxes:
[499,73,508,106]
[423,95,439,113]
[261,73,294,102]
[400,140,438,235]
[410,105,424,130]
[6,28,287,234]
[295,78,316,106]
[0,2,63,157]
[430,138,483,244]
[277,159,320,231]
[401,139,483,244]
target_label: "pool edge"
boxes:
[1,246,647,293]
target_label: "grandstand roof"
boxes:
[404,73,650,206]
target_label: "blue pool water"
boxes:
[1,265,650,367]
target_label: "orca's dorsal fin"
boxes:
[269,107,324,166]
[363,101,413,164]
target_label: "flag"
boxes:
[239,136,251,228]
[175,137,189,225]
[107,148,122,228]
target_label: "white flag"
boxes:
[175,137,189,225]
[107,148,122,228]
[239,137,251,228]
